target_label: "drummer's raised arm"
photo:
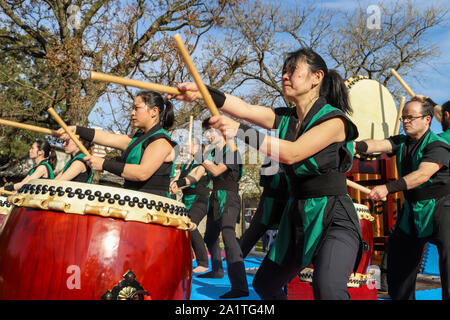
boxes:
[57,126,132,151]
[171,82,277,130]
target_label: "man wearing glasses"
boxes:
[354,97,450,300]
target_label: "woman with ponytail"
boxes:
[55,137,94,183]
[57,90,177,197]
[171,48,363,300]
[1,139,57,192]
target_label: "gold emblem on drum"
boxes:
[102,270,150,300]
[117,286,138,300]
[10,179,196,231]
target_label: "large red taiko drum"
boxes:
[0,179,195,300]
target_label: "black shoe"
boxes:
[379,271,388,292]
[197,270,225,279]
[220,289,249,299]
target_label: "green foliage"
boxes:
[0,28,63,166]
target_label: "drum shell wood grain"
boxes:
[0,206,192,300]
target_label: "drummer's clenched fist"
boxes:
[84,155,104,171]
[369,185,388,202]
[55,125,77,140]
[168,82,200,102]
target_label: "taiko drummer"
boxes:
[1,139,57,193]
[56,91,177,197]
[173,47,364,300]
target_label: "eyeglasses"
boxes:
[399,115,426,122]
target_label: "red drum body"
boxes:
[354,203,374,274]
[0,180,195,300]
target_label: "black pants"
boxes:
[387,196,450,300]
[240,196,285,258]
[204,195,248,292]
[253,224,359,300]
[189,199,209,268]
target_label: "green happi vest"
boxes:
[122,125,175,196]
[395,131,449,237]
[28,161,54,179]
[179,158,211,210]
[208,145,242,220]
[258,107,294,227]
[123,128,172,165]
[269,100,358,267]
[63,153,93,183]
[439,129,450,144]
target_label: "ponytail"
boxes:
[320,69,352,115]
[161,97,174,130]
[35,139,58,169]
[79,137,94,153]
[283,48,352,115]
[48,149,57,170]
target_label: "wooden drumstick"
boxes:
[0,189,13,196]
[188,115,193,148]
[172,33,237,152]
[393,96,406,135]
[347,179,371,195]
[390,69,415,97]
[433,104,443,123]
[0,118,57,136]
[390,69,442,123]
[90,71,203,99]
[47,108,91,157]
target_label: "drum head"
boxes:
[9,179,194,231]
[346,76,398,140]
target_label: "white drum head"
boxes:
[346,76,398,140]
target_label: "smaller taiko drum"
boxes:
[354,203,374,275]
[0,196,12,228]
[0,179,195,300]
[288,203,377,300]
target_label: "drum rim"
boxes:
[298,267,372,288]
[353,203,375,222]
[8,179,195,231]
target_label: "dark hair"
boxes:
[136,90,174,130]
[79,137,94,152]
[283,48,352,115]
[442,101,450,131]
[201,117,211,130]
[410,97,434,119]
[442,101,450,114]
[35,139,57,169]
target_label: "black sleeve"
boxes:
[221,148,241,180]
[421,141,450,167]
[387,135,405,155]
[273,107,291,129]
